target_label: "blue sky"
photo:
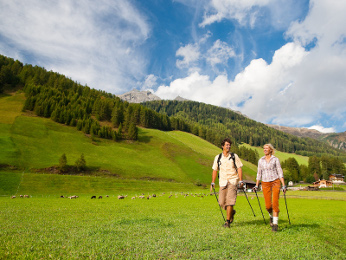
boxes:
[0,0,345,133]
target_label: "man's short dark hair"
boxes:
[221,138,232,147]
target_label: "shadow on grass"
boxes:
[117,217,175,228]
[138,135,153,143]
[235,219,320,230]
[281,223,320,230]
[235,219,270,226]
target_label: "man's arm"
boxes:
[238,167,243,181]
[238,167,244,188]
[210,170,218,192]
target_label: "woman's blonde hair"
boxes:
[264,143,275,155]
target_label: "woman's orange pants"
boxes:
[261,179,281,213]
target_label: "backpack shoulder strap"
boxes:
[230,152,238,173]
[217,153,222,170]
[217,153,222,179]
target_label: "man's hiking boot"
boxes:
[270,216,273,227]
[230,210,236,223]
[272,224,278,232]
[223,221,230,228]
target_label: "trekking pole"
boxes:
[242,187,256,217]
[284,192,291,225]
[212,186,226,222]
[254,189,266,224]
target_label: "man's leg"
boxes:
[224,184,237,227]
[223,205,234,228]
[227,205,233,220]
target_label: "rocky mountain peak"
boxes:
[117,89,161,103]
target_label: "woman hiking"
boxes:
[253,144,287,232]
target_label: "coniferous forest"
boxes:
[142,100,346,159]
[1,54,346,170]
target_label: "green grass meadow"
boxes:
[1,193,345,259]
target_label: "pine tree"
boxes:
[75,154,86,172]
[117,123,123,140]
[127,122,138,140]
[59,153,68,172]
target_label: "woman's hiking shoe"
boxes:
[272,224,278,232]
[223,221,230,228]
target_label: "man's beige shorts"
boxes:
[219,182,237,210]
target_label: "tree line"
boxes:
[281,155,346,184]
[142,100,346,161]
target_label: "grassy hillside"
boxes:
[240,143,309,166]
[0,92,259,195]
[1,92,317,196]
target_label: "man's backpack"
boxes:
[217,153,238,178]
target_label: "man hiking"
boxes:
[211,138,244,228]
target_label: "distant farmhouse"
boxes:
[329,174,345,184]
[313,179,333,188]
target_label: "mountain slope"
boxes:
[266,124,327,139]
[267,124,346,152]
[320,132,346,151]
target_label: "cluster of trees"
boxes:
[23,83,140,141]
[59,153,86,173]
[1,55,176,141]
[232,145,259,166]
[0,56,22,93]
[281,155,346,184]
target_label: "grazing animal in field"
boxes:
[138,195,145,199]
[152,194,156,197]
[24,195,29,198]
[68,195,78,199]
[91,196,96,199]
[131,197,136,199]
[98,196,102,199]
[20,195,23,198]
[118,195,125,199]
[11,196,16,199]
[168,195,172,198]
[106,195,109,197]
[60,195,65,198]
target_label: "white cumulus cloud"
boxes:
[0,0,150,94]
[308,125,335,134]
[176,44,200,69]
[155,0,346,131]
[206,40,236,67]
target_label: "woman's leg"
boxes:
[261,181,273,214]
[272,179,281,231]
[272,179,281,215]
